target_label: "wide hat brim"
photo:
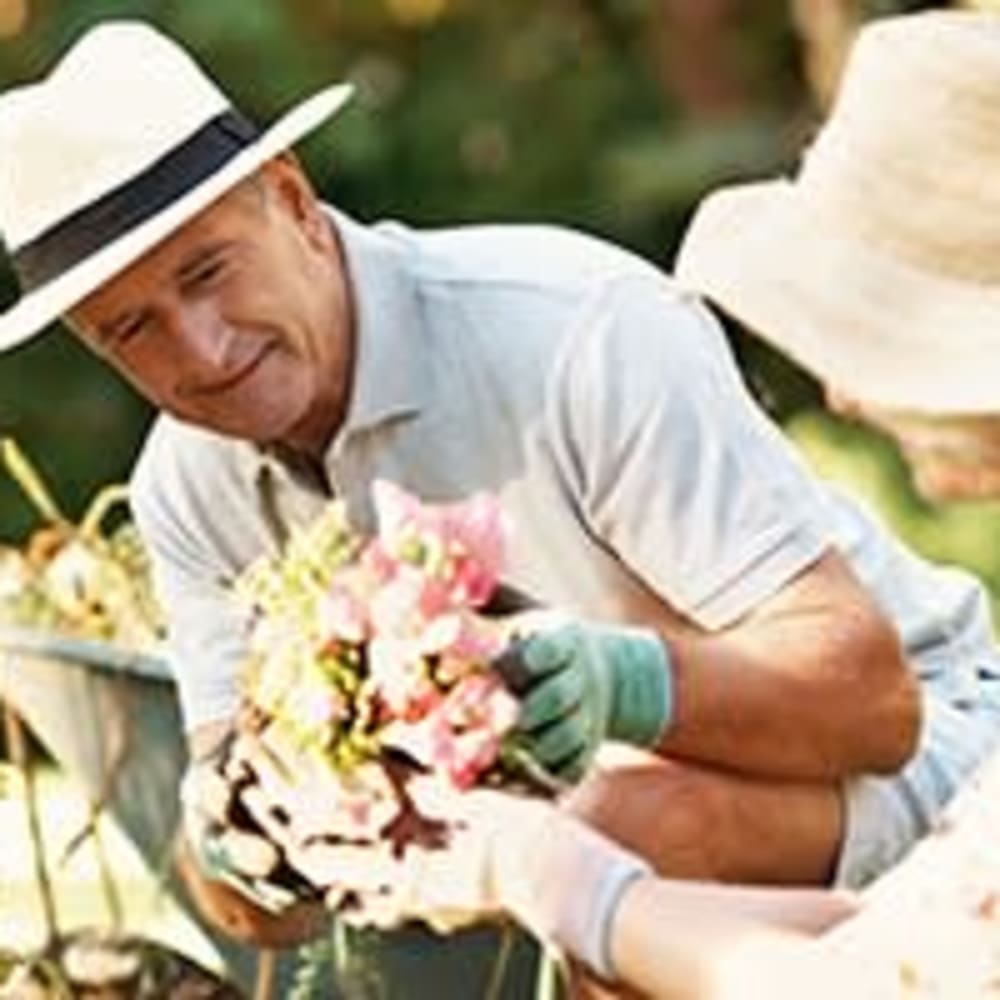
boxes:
[0,82,353,352]
[675,180,1000,415]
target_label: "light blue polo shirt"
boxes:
[131,208,1000,732]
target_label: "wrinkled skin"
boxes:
[69,154,354,457]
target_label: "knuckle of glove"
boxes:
[496,626,578,690]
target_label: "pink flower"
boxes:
[425,611,505,663]
[318,580,371,644]
[445,672,519,732]
[368,569,428,636]
[368,636,444,720]
[286,675,349,733]
[381,672,519,787]
[239,480,525,861]
[286,760,399,843]
[367,569,506,663]
[368,481,507,611]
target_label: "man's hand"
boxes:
[494,622,674,782]
[180,741,300,915]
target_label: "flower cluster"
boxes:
[236,481,521,805]
[0,437,164,652]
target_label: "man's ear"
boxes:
[260,154,334,252]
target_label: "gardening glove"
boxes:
[373,779,653,982]
[179,739,299,915]
[494,622,674,782]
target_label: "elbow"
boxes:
[855,623,923,775]
[867,665,922,774]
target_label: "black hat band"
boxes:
[11,108,260,292]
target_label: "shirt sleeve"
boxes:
[130,445,248,734]
[549,275,834,629]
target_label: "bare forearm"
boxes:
[659,627,920,778]
[608,878,855,999]
[655,556,921,779]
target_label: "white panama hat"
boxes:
[0,20,353,351]
[675,11,1000,416]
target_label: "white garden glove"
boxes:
[365,779,653,981]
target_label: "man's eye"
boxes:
[186,260,225,289]
[106,314,149,347]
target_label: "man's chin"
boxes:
[272,406,339,457]
[168,409,305,448]
[168,387,332,453]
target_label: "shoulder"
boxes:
[387,220,666,301]
[395,221,722,367]
[565,268,732,372]
[130,416,250,534]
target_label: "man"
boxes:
[0,20,994,959]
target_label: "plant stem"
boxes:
[253,949,276,1000]
[534,946,568,1000]
[91,817,124,929]
[79,484,130,542]
[2,698,60,946]
[483,923,515,1000]
[0,438,69,527]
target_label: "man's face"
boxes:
[826,389,1000,501]
[70,156,353,454]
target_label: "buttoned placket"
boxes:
[250,207,428,552]
[253,449,336,553]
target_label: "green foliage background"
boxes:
[3,0,998,617]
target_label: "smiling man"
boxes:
[72,164,353,457]
[1,22,998,990]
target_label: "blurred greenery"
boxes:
[0,0,804,535]
[5,1,999,995]
[2,0,994,628]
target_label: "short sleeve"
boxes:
[549,276,833,629]
[131,446,249,733]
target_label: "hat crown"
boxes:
[0,21,229,250]
[799,11,1000,284]
[0,19,352,352]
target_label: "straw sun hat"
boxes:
[0,21,353,351]
[675,10,1000,415]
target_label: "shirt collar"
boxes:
[329,206,428,435]
[245,206,428,482]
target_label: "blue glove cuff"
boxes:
[607,627,674,747]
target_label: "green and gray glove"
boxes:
[495,622,674,782]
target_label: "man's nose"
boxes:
[168,301,239,373]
